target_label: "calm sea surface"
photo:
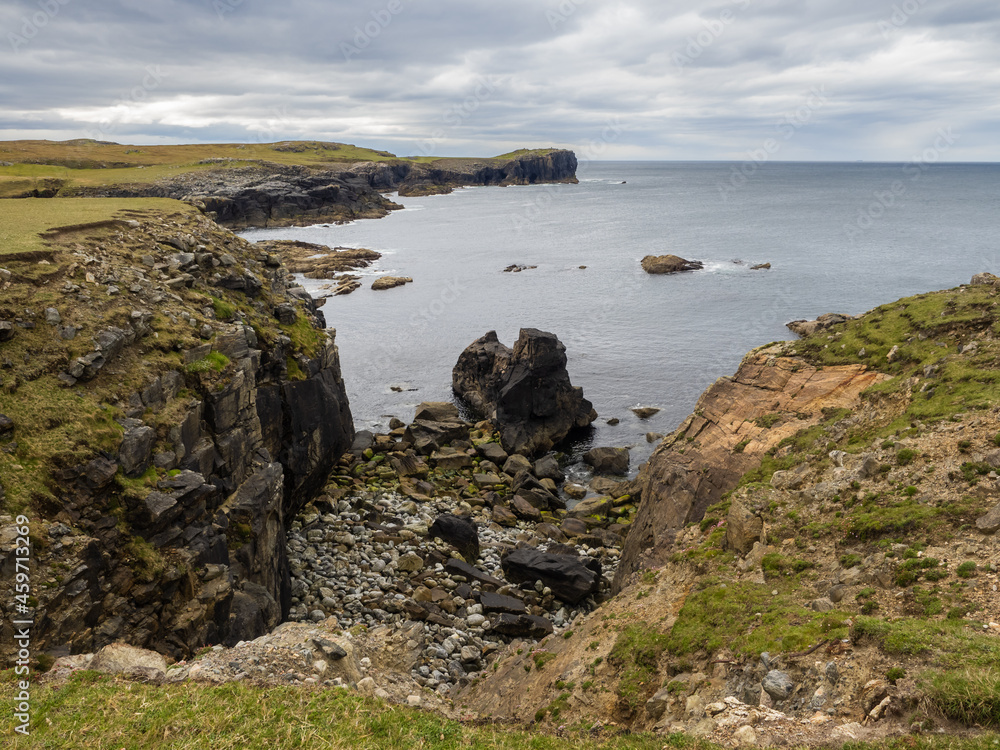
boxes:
[242,161,1000,478]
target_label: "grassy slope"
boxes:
[651,281,1000,728]
[2,671,998,750]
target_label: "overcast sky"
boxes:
[2,0,998,160]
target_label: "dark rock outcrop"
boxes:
[83,150,578,229]
[452,329,597,456]
[500,548,601,604]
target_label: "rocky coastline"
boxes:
[76,149,579,229]
[2,156,1000,748]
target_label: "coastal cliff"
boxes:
[614,349,884,590]
[0,202,353,659]
[0,141,579,228]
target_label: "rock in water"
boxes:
[500,548,600,604]
[452,329,597,455]
[371,276,412,290]
[583,446,629,475]
[428,514,480,562]
[640,254,704,274]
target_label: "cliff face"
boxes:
[614,347,884,591]
[397,150,579,196]
[0,208,353,659]
[77,150,579,227]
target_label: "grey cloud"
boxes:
[0,0,997,159]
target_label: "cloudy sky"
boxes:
[2,0,998,160]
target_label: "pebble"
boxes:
[284,483,619,695]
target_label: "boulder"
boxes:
[476,441,508,464]
[976,501,1000,534]
[750,262,771,270]
[0,321,14,342]
[564,483,587,500]
[510,495,541,521]
[491,504,518,527]
[428,514,480,562]
[533,455,565,482]
[480,591,527,615]
[641,254,704,274]
[971,272,1000,286]
[503,454,533,476]
[404,419,470,455]
[726,499,764,554]
[511,470,564,510]
[584,446,629,475]
[452,329,597,455]
[0,414,14,435]
[490,612,554,638]
[786,313,853,338]
[568,496,614,518]
[762,670,795,701]
[500,548,601,604]
[89,644,167,676]
[414,401,461,422]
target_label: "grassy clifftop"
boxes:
[0,140,569,198]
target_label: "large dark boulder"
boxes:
[428,514,480,562]
[500,548,601,604]
[452,329,596,456]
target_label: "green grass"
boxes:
[667,581,850,658]
[0,196,195,256]
[852,617,1000,668]
[608,623,671,713]
[790,284,1000,427]
[0,672,681,750]
[923,669,1000,727]
[185,351,230,374]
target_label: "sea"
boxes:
[242,161,1000,480]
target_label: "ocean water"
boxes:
[242,161,1000,478]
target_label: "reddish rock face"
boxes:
[614,346,885,591]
